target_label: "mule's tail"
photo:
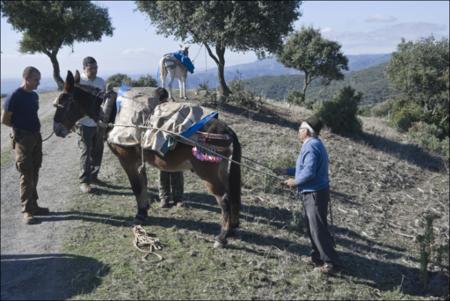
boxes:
[228,126,241,228]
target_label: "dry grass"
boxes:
[59,93,448,300]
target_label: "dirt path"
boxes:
[1,91,87,299]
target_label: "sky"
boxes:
[1,1,449,79]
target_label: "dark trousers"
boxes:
[78,125,104,184]
[13,130,42,213]
[159,171,184,202]
[302,187,339,265]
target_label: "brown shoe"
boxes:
[80,183,92,193]
[23,212,40,225]
[32,206,50,216]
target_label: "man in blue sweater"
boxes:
[275,115,339,274]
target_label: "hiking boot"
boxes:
[23,212,40,225]
[314,263,336,274]
[31,206,50,216]
[301,256,323,267]
[80,183,92,193]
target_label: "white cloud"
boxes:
[320,27,333,33]
[365,14,397,23]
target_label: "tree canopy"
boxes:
[277,26,348,102]
[1,0,113,90]
[386,36,449,136]
[136,0,301,98]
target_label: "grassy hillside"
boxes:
[49,91,448,300]
[243,62,394,106]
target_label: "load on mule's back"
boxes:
[52,71,241,248]
[159,45,195,101]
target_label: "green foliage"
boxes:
[286,90,304,105]
[317,86,362,135]
[136,0,301,96]
[408,122,449,157]
[1,0,113,90]
[277,26,348,102]
[416,213,441,290]
[244,61,389,106]
[227,74,264,110]
[386,36,449,137]
[389,99,423,132]
[106,73,133,88]
[106,74,158,88]
[370,98,395,117]
[132,74,158,87]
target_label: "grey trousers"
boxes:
[78,125,104,184]
[159,171,184,202]
[302,187,339,265]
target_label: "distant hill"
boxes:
[185,53,391,89]
[242,62,395,106]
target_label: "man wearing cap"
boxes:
[77,56,106,193]
[274,115,339,274]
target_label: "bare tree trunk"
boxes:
[302,73,310,103]
[45,51,64,91]
[204,43,231,98]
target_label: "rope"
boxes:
[107,122,286,182]
[132,225,163,262]
[191,44,203,63]
[42,130,54,142]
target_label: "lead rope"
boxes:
[132,225,163,262]
[42,130,54,142]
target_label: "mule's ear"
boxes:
[64,71,74,92]
[74,70,81,83]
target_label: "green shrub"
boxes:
[408,122,449,157]
[317,86,362,135]
[106,73,133,88]
[106,73,157,88]
[227,78,263,110]
[389,101,422,132]
[132,74,157,87]
[370,99,395,117]
[286,90,304,105]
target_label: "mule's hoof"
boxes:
[213,240,225,249]
[134,214,147,225]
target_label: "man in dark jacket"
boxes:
[1,66,50,224]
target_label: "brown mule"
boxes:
[52,71,241,247]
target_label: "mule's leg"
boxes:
[192,162,231,247]
[182,77,188,99]
[168,74,175,101]
[178,79,183,99]
[109,145,149,223]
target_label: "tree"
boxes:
[1,1,113,90]
[106,73,133,88]
[317,86,362,136]
[136,1,301,98]
[277,27,348,103]
[386,36,449,137]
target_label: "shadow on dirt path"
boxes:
[1,253,110,300]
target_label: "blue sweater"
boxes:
[287,137,329,193]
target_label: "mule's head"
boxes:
[53,70,104,137]
[180,44,189,56]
